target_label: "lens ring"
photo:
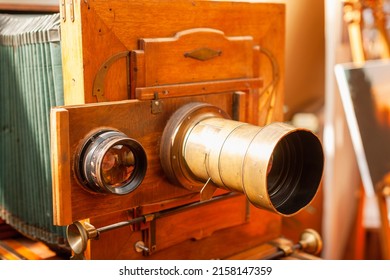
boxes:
[267,134,303,210]
[267,130,323,215]
[160,102,230,191]
[76,130,147,195]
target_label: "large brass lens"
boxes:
[160,102,324,216]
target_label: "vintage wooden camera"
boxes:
[49,0,324,259]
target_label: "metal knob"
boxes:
[263,228,323,259]
[298,228,323,255]
[134,241,150,253]
[67,221,99,255]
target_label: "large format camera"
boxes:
[49,0,324,259]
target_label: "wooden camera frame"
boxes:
[51,0,290,260]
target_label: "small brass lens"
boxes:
[75,130,147,195]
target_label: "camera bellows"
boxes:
[0,13,66,245]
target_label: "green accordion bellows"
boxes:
[0,13,67,247]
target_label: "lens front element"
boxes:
[76,130,147,195]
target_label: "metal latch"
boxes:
[151,92,163,114]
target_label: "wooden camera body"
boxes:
[50,0,323,259]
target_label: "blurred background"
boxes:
[280,0,390,260]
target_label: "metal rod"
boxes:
[97,216,145,233]
[262,243,302,260]
[96,192,240,235]
[154,192,239,219]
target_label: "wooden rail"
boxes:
[0,4,59,13]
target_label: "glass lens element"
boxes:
[101,144,135,187]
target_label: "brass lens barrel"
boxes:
[161,102,324,216]
[75,130,147,195]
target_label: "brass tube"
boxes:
[184,118,323,215]
[161,102,324,216]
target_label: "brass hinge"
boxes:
[70,0,75,22]
[61,0,66,22]
[61,0,75,22]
